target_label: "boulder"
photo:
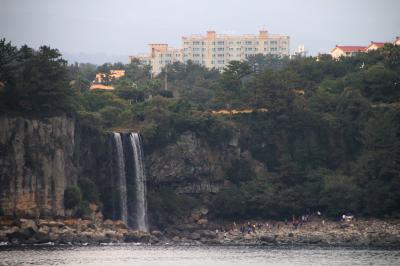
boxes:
[33,232,52,243]
[124,231,150,243]
[150,235,160,244]
[197,219,208,225]
[259,235,277,243]
[191,211,202,221]
[114,220,128,229]
[198,230,217,239]
[190,232,201,240]
[20,219,38,233]
[151,230,163,237]
[200,208,209,216]
[0,218,14,227]
[7,228,36,243]
[244,233,253,240]
[64,219,79,227]
[172,236,180,242]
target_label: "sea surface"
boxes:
[0,244,399,266]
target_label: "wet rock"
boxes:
[124,231,149,243]
[259,235,277,243]
[7,228,35,243]
[201,238,221,245]
[58,233,78,244]
[244,234,253,240]
[150,235,160,244]
[198,230,217,239]
[190,232,201,240]
[172,236,180,242]
[151,230,163,237]
[33,232,52,243]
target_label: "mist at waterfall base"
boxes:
[112,132,148,231]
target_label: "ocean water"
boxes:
[0,244,399,266]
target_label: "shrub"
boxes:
[148,188,198,227]
[64,186,81,209]
[78,177,100,203]
[76,200,92,219]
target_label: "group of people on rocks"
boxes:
[237,222,264,234]
[291,211,324,229]
[223,210,356,235]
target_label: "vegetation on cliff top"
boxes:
[1,38,400,220]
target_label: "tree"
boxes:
[64,186,82,209]
[0,41,76,113]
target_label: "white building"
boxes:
[130,29,290,75]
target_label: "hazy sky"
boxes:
[1,0,399,64]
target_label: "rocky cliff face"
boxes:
[146,131,250,194]
[0,114,263,221]
[0,114,78,217]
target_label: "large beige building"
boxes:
[181,30,290,71]
[130,29,290,75]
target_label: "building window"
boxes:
[217,41,224,45]
[217,47,224,51]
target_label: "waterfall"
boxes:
[113,133,128,225]
[130,133,148,232]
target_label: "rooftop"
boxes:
[333,45,367,53]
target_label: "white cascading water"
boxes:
[130,133,148,232]
[113,133,128,225]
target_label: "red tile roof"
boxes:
[368,42,386,48]
[335,46,367,53]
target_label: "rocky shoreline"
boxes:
[1,217,400,248]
